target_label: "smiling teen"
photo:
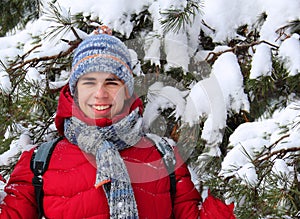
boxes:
[76,72,127,120]
[0,29,202,218]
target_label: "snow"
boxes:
[278,34,300,76]
[236,163,258,186]
[250,44,272,79]
[0,133,34,167]
[202,0,263,42]
[259,0,300,43]
[0,71,12,94]
[0,0,300,212]
[183,50,249,155]
[144,82,187,130]
[272,159,294,189]
[164,32,190,71]
[220,100,300,185]
[25,67,43,84]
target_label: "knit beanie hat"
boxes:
[69,31,134,96]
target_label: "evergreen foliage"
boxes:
[0,2,299,218]
[160,0,203,33]
[0,0,40,36]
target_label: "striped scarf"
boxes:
[64,109,143,218]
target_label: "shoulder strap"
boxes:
[146,134,177,203]
[30,137,62,219]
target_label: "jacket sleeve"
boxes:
[0,149,38,219]
[199,190,236,219]
[172,149,201,219]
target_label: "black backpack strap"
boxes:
[146,134,177,205]
[30,137,62,219]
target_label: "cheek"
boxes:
[114,88,127,102]
[77,89,90,105]
[111,89,127,110]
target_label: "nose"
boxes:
[94,84,109,98]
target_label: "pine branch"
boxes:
[275,19,300,41]
[201,19,215,33]
[70,26,81,41]
[205,40,279,63]
[258,146,300,163]
[160,0,203,33]
[10,39,81,72]
[251,134,300,179]
[43,2,81,42]
[17,44,43,64]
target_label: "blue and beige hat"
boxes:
[69,28,134,96]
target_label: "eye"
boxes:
[78,81,96,87]
[78,76,97,86]
[106,81,119,86]
[82,81,96,85]
[105,78,122,86]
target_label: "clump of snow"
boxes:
[213,51,249,113]
[259,0,300,42]
[0,71,12,94]
[183,74,226,156]
[143,2,162,66]
[183,50,249,155]
[202,0,263,42]
[278,34,300,76]
[164,32,190,72]
[236,163,258,186]
[272,159,294,189]
[0,133,34,167]
[220,100,300,185]
[143,81,187,130]
[250,44,272,79]
[25,67,43,84]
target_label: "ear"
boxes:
[73,87,80,106]
[124,86,132,100]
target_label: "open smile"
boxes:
[92,105,111,111]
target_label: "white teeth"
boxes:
[93,105,110,111]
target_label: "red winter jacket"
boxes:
[0,85,201,219]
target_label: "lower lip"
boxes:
[92,106,112,117]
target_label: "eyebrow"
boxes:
[79,76,96,81]
[105,77,122,82]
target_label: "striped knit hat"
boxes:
[69,32,134,96]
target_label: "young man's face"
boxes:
[76,72,128,119]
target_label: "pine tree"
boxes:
[0,1,300,218]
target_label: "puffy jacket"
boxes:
[0,85,201,218]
